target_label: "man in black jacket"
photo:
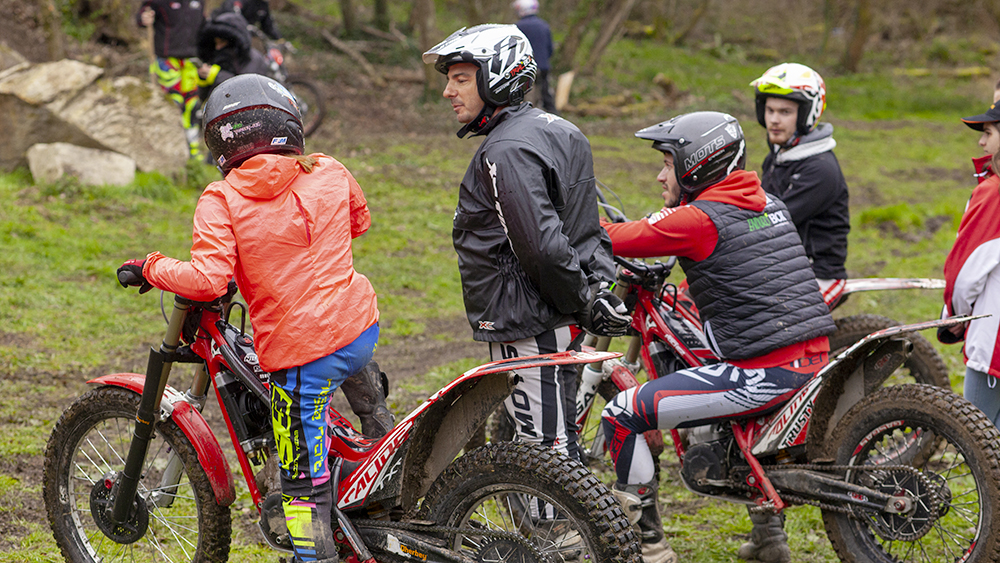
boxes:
[422,25,629,466]
[513,0,556,113]
[751,62,850,306]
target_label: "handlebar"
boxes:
[614,255,676,283]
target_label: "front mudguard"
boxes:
[89,373,237,506]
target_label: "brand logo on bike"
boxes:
[747,210,788,232]
[341,420,413,505]
[479,320,496,330]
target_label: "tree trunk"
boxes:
[412,0,439,100]
[374,0,390,31]
[581,0,639,74]
[982,0,1000,34]
[555,0,599,72]
[820,0,834,56]
[670,0,709,46]
[37,0,65,60]
[841,0,871,73]
[340,0,357,37]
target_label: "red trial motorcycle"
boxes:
[564,255,1000,563]
[42,280,642,563]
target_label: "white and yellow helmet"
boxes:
[750,62,827,136]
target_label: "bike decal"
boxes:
[751,376,822,455]
[340,419,413,506]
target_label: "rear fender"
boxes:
[89,373,237,506]
[804,316,976,461]
[387,350,619,512]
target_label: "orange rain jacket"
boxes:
[143,153,379,372]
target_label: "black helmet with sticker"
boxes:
[202,73,304,172]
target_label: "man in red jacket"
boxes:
[601,111,836,563]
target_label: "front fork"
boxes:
[109,299,191,524]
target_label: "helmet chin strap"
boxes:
[456,103,498,138]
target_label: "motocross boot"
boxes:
[339,360,395,438]
[737,508,791,563]
[613,480,678,563]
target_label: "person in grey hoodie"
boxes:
[751,63,850,308]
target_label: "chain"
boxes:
[350,519,555,563]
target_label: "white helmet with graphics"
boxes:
[750,62,827,139]
[423,25,537,136]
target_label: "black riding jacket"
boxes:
[454,103,616,342]
[761,123,850,280]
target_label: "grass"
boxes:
[2,32,995,561]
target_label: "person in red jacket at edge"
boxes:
[970,79,1000,183]
[116,74,390,563]
[599,111,836,563]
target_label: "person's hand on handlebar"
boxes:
[117,259,153,294]
[578,282,631,337]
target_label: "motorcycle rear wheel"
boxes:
[822,384,1000,563]
[419,442,642,563]
[286,75,326,137]
[43,386,232,563]
[830,314,950,388]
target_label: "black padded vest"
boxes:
[678,195,835,360]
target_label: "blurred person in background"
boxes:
[513,0,557,113]
[136,0,205,159]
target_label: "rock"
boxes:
[0,59,188,174]
[26,142,136,186]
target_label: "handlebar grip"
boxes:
[118,270,140,285]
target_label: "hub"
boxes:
[89,472,150,544]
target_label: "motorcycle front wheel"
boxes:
[822,384,1000,563]
[419,442,642,563]
[43,386,232,563]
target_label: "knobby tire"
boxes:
[822,384,1000,563]
[43,386,232,563]
[287,75,325,137]
[419,441,642,563]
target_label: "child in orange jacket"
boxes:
[119,74,377,563]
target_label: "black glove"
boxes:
[937,324,965,345]
[580,285,631,337]
[117,258,153,294]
